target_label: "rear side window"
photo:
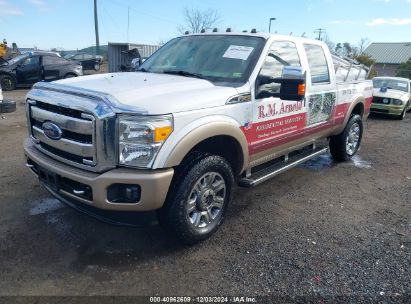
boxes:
[304,44,330,84]
[44,56,68,65]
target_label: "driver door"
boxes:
[245,41,307,155]
[16,56,41,85]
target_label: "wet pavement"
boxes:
[0,89,410,300]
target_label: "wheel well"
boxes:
[351,102,364,117]
[183,135,244,176]
[63,73,77,78]
[0,72,15,79]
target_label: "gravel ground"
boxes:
[0,88,410,302]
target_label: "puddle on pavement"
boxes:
[29,197,64,215]
[299,153,372,171]
[299,154,334,171]
[351,155,372,169]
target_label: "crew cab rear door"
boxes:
[43,55,67,81]
[302,43,337,127]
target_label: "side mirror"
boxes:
[275,66,306,101]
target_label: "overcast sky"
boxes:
[1,0,411,50]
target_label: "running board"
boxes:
[238,147,328,188]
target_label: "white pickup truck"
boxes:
[24,32,372,243]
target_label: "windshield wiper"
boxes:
[162,70,208,80]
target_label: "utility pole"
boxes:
[127,6,130,43]
[94,0,100,55]
[314,28,326,40]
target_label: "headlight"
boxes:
[393,99,403,105]
[118,115,173,168]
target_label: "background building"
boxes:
[365,42,411,77]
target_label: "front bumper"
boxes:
[24,138,174,211]
[370,103,405,116]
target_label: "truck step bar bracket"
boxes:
[238,146,328,188]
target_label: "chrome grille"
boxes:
[29,100,96,167]
[372,97,391,104]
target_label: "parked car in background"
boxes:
[0,86,16,114]
[65,53,103,71]
[371,77,411,120]
[0,52,82,91]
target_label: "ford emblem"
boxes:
[42,121,63,140]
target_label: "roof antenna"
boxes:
[212,28,218,32]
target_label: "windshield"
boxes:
[139,35,265,84]
[373,78,409,93]
[2,54,28,65]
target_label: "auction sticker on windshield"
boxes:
[223,45,254,60]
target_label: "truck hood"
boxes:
[373,88,409,101]
[56,72,239,114]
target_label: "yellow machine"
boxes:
[0,39,7,57]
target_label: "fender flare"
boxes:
[154,118,249,173]
[0,71,17,82]
[332,96,365,135]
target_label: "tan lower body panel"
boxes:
[249,124,341,168]
[24,138,174,211]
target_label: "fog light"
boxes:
[107,184,141,204]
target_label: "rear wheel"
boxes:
[329,114,363,161]
[0,75,15,91]
[158,152,234,244]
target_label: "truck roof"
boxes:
[182,31,326,45]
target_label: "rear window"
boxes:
[44,56,69,65]
[304,44,330,84]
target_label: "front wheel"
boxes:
[0,75,15,91]
[329,114,363,162]
[396,108,406,120]
[158,153,234,244]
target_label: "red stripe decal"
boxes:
[241,99,373,156]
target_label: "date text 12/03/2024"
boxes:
[149,296,257,303]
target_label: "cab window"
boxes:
[21,56,39,67]
[257,41,301,98]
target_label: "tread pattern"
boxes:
[329,114,363,162]
[158,151,234,244]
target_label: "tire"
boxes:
[94,63,100,71]
[0,100,16,113]
[329,114,363,162]
[64,73,76,79]
[0,75,16,91]
[396,109,406,120]
[158,152,234,244]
